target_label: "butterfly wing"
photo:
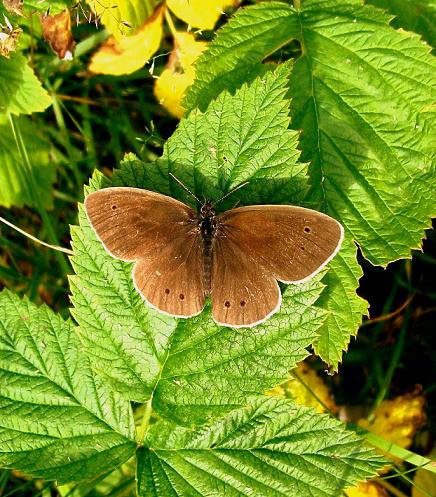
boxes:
[211,205,343,327]
[84,187,207,318]
[211,237,281,328]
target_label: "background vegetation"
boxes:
[0,0,435,496]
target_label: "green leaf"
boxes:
[183,0,436,368]
[0,53,51,115]
[290,0,436,366]
[23,0,72,15]
[164,61,308,205]
[312,233,368,367]
[290,0,435,264]
[71,67,330,424]
[184,1,298,111]
[0,289,136,483]
[366,0,436,49]
[0,115,55,208]
[138,397,385,497]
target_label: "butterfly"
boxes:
[84,186,343,328]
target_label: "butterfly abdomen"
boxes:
[199,203,217,295]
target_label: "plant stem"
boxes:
[371,306,409,413]
[8,114,71,275]
[136,398,153,445]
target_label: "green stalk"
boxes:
[371,306,409,413]
[136,398,153,445]
[8,114,70,276]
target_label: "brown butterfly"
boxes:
[84,186,343,328]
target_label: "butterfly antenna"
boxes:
[213,181,249,207]
[169,173,201,204]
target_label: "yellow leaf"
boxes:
[0,28,22,58]
[86,0,157,40]
[344,482,388,497]
[412,447,436,497]
[154,32,207,118]
[154,69,193,119]
[358,392,426,450]
[266,363,337,414]
[41,10,75,60]
[167,0,238,30]
[89,6,163,76]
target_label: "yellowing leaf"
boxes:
[266,363,337,414]
[86,0,157,40]
[174,32,207,67]
[345,482,388,497]
[358,392,426,450]
[89,6,163,76]
[3,0,23,16]
[0,29,22,58]
[167,0,238,30]
[154,32,207,118]
[41,10,75,60]
[412,447,436,497]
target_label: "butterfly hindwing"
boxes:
[209,205,343,327]
[211,236,281,327]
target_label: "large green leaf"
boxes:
[0,290,136,483]
[184,0,436,368]
[184,2,298,111]
[0,115,55,208]
[70,66,331,425]
[366,0,436,49]
[138,397,384,497]
[0,53,51,115]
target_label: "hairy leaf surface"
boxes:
[71,67,330,424]
[138,397,384,497]
[0,290,135,483]
[184,0,436,368]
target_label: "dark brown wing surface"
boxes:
[84,187,207,318]
[211,205,343,327]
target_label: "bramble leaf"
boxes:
[0,53,51,115]
[85,0,159,39]
[89,5,164,76]
[166,0,237,30]
[71,66,329,424]
[366,0,436,49]
[138,397,385,497]
[0,290,136,483]
[184,0,436,368]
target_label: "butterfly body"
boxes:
[195,201,217,294]
[85,187,344,328]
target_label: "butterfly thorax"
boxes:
[199,201,217,240]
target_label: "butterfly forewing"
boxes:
[216,205,344,284]
[85,187,207,318]
[84,187,196,261]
